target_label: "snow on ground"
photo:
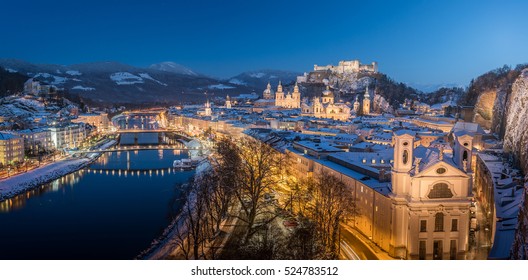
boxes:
[110,72,144,85]
[208,84,235,89]
[66,70,82,76]
[4,67,17,73]
[249,72,266,78]
[0,157,91,200]
[228,78,247,85]
[139,73,167,86]
[0,97,48,119]
[71,85,95,91]
[34,73,68,85]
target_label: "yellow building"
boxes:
[0,132,24,166]
[301,86,351,121]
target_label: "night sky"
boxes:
[1,0,528,85]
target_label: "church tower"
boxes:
[225,95,231,109]
[275,81,284,106]
[363,85,371,115]
[321,86,334,104]
[353,95,360,114]
[292,82,301,108]
[392,130,415,196]
[453,132,474,172]
[263,82,273,100]
[204,99,212,116]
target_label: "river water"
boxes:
[0,148,194,259]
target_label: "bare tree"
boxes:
[303,171,355,259]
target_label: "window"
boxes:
[450,240,457,260]
[403,150,409,164]
[436,167,446,174]
[435,213,444,232]
[451,219,458,232]
[433,240,443,260]
[420,220,427,232]
[419,241,426,260]
[428,183,454,199]
[463,150,468,161]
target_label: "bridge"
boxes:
[86,167,191,176]
[71,145,208,154]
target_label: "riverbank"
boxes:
[0,139,117,201]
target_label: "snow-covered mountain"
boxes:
[148,61,197,76]
[405,82,465,93]
[0,59,253,104]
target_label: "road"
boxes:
[340,226,379,260]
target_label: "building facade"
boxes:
[301,86,351,121]
[50,123,87,150]
[313,60,378,74]
[0,132,24,165]
[17,128,53,155]
[275,82,301,109]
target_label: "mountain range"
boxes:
[0,59,300,105]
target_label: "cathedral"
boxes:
[274,81,301,108]
[301,86,351,121]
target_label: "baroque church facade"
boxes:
[301,86,351,121]
[389,130,473,259]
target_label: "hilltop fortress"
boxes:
[313,60,378,74]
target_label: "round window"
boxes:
[463,142,468,147]
[403,142,408,146]
[436,167,446,174]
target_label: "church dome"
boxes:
[322,86,334,97]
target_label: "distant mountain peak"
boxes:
[148,61,197,76]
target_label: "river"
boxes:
[0,148,194,260]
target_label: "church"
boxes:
[389,130,473,259]
[353,85,371,115]
[275,81,301,108]
[301,86,351,121]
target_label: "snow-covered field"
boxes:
[139,73,167,86]
[34,72,68,85]
[228,78,246,85]
[72,85,95,91]
[0,157,91,200]
[66,70,82,76]
[110,72,144,85]
[208,84,235,89]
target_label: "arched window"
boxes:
[463,150,468,161]
[435,213,444,232]
[403,150,409,164]
[428,183,453,199]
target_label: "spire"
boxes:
[277,81,283,93]
[364,85,370,97]
[267,81,271,90]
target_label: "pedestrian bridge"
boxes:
[71,145,208,155]
[86,167,191,176]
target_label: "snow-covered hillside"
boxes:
[148,62,197,76]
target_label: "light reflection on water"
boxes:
[0,149,194,259]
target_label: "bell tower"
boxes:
[453,132,474,172]
[363,85,371,115]
[392,130,415,196]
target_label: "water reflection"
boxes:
[0,149,194,259]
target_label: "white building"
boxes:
[390,130,472,259]
[17,128,53,155]
[50,123,87,149]
[313,60,378,74]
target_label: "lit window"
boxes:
[435,213,444,232]
[428,183,453,199]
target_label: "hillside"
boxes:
[0,67,28,97]
[297,69,421,113]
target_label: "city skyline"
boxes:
[2,0,528,86]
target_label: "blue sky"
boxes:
[1,0,528,86]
